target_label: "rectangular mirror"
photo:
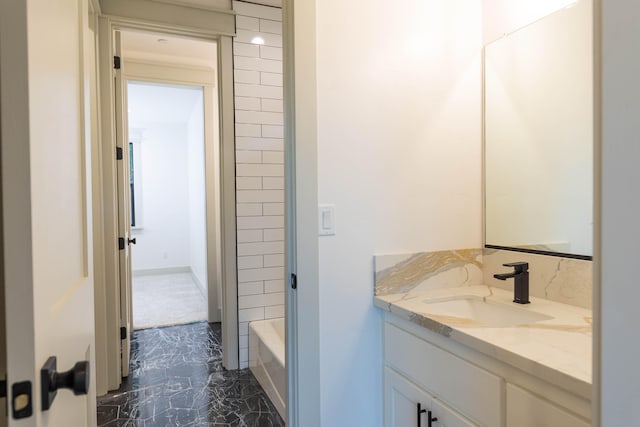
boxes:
[484,0,593,258]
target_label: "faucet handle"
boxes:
[502,262,529,273]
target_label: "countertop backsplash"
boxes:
[374,249,484,296]
[483,248,592,309]
[374,247,592,309]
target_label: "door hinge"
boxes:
[114,55,121,70]
[118,237,125,250]
[116,146,123,160]
[290,273,297,290]
[0,378,6,399]
[120,326,127,340]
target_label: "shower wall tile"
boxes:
[265,279,284,293]
[265,305,284,319]
[261,98,284,112]
[237,229,263,243]
[236,96,261,111]
[234,1,281,20]
[259,19,282,35]
[236,15,260,31]
[234,0,284,369]
[233,42,260,58]
[237,241,284,256]
[237,256,263,270]
[236,203,262,216]
[234,56,283,73]
[238,281,264,296]
[260,46,283,61]
[264,228,284,241]
[235,69,260,84]
[236,137,283,151]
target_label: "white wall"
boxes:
[233,0,285,369]
[483,0,579,43]
[131,123,191,271]
[600,1,640,425]
[187,92,208,295]
[314,1,483,425]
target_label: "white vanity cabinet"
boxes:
[505,384,590,427]
[384,367,476,427]
[382,314,591,427]
[383,321,501,426]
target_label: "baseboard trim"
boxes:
[132,266,191,277]
[190,270,207,298]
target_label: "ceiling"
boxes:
[128,82,203,127]
[122,30,217,69]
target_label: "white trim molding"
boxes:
[283,0,321,425]
[94,14,239,392]
[100,0,236,36]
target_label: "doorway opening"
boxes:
[115,28,224,338]
[95,2,288,422]
[127,82,210,330]
[98,28,282,425]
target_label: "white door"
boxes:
[113,31,133,377]
[0,0,97,425]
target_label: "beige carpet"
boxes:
[132,272,207,330]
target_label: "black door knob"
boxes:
[41,357,90,410]
[128,237,136,245]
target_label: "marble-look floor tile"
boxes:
[97,322,284,427]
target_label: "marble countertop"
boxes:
[375,285,592,397]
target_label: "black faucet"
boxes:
[493,262,530,304]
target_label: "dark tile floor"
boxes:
[97,322,285,427]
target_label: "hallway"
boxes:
[97,322,284,426]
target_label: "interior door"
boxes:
[113,31,133,377]
[0,0,96,425]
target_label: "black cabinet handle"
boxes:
[428,410,438,427]
[417,402,427,427]
[128,237,136,245]
[417,403,438,427]
[40,357,90,411]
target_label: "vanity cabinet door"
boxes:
[384,367,435,427]
[506,383,589,427]
[431,399,478,427]
[384,322,502,426]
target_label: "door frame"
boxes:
[95,16,239,393]
[283,0,321,425]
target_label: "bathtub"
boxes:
[249,318,286,420]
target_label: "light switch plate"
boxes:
[318,205,335,236]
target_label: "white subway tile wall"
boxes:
[233,1,284,369]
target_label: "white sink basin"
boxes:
[421,295,553,327]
